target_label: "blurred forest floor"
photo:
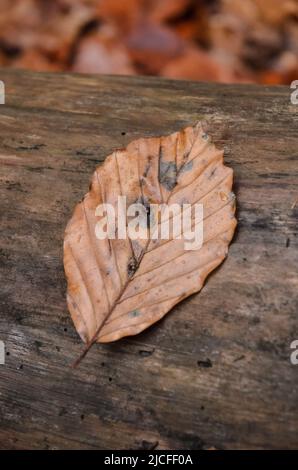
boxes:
[0,0,297,84]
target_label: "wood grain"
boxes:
[0,68,297,450]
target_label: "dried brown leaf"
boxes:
[126,20,185,74]
[160,47,238,83]
[148,0,192,23]
[64,123,237,365]
[72,26,136,75]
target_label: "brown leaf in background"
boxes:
[148,0,192,23]
[96,0,141,33]
[126,20,185,74]
[72,25,136,75]
[0,0,94,67]
[160,46,238,82]
[11,49,61,72]
[254,0,298,25]
[1,1,296,84]
[64,123,237,364]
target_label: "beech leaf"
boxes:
[64,123,237,366]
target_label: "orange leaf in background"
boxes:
[254,0,298,25]
[11,49,61,72]
[96,0,141,32]
[126,20,185,74]
[148,0,192,23]
[72,25,135,75]
[0,0,296,84]
[160,47,238,83]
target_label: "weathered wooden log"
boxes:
[0,68,297,449]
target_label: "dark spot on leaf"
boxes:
[209,168,217,179]
[127,257,138,277]
[130,309,141,318]
[141,196,151,227]
[159,146,177,190]
[197,358,212,368]
[286,238,290,248]
[145,206,151,228]
[134,195,151,228]
[143,158,152,178]
[159,160,177,190]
